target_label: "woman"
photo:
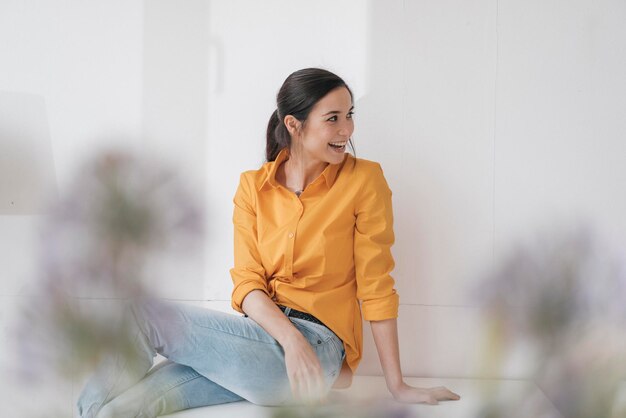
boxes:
[77,68,460,417]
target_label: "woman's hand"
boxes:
[390,382,461,405]
[240,292,327,403]
[282,333,326,403]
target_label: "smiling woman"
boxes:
[298,89,355,155]
[76,68,460,418]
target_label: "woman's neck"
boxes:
[282,148,328,193]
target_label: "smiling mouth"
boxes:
[329,142,347,149]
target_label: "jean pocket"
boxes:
[290,318,334,344]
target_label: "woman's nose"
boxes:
[338,125,352,137]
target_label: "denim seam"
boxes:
[328,336,343,359]
[158,318,280,346]
[140,373,206,414]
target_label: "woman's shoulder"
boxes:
[344,154,386,178]
[342,155,392,197]
[237,161,274,191]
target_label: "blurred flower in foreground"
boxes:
[271,399,417,418]
[475,224,626,418]
[13,148,203,381]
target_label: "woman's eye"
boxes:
[327,112,354,122]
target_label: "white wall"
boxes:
[1,0,626,414]
[0,1,144,415]
[357,0,626,378]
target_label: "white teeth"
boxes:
[329,142,346,146]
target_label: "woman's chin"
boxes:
[326,149,346,163]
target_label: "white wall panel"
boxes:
[494,0,626,257]
[357,304,533,379]
[141,0,212,299]
[0,217,40,296]
[0,0,144,188]
[0,92,57,214]
[358,0,496,307]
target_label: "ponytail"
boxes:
[265,109,290,162]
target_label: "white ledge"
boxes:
[163,376,563,418]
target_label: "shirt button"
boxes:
[288,232,294,238]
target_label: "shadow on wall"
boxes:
[0,91,57,215]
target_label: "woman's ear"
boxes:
[283,115,302,136]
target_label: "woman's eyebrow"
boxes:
[321,105,355,116]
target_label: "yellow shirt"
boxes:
[230,147,399,376]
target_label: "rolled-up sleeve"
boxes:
[229,172,269,313]
[354,163,400,321]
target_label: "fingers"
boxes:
[289,374,301,401]
[433,386,461,401]
[295,374,311,401]
[302,366,326,403]
[313,367,326,401]
[289,364,326,403]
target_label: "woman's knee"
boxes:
[127,298,165,337]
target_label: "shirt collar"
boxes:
[259,147,345,191]
[259,147,289,191]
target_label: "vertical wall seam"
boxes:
[492,0,499,275]
[399,0,407,175]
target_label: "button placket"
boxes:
[285,199,303,278]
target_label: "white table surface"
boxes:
[163,376,563,418]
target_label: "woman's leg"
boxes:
[77,301,158,418]
[96,320,345,418]
[96,360,243,418]
[77,298,344,417]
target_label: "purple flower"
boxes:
[14,148,204,379]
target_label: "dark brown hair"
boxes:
[266,68,356,162]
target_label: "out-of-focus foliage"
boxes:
[271,399,417,418]
[14,149,203,380]
[476,224,626,418]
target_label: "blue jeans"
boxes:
[76,299,345,418]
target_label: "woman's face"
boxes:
[293,87,354,165]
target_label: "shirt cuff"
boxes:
[361,292,400,321]
[231,280,270,314]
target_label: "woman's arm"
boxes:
[370,318,461,404]
[241,290,326,402]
